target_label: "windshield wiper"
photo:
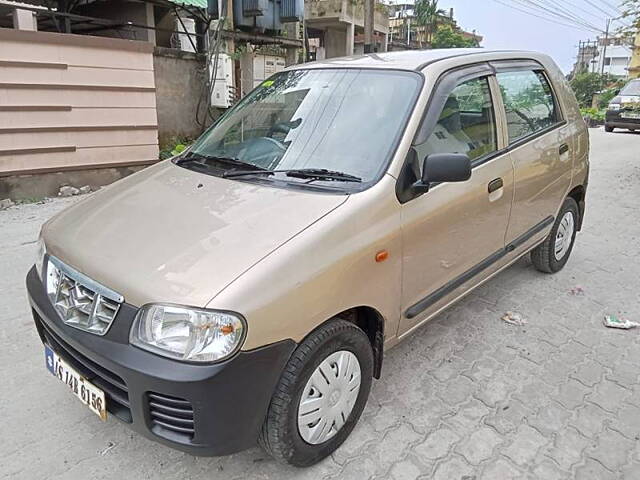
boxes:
[223,168,362,183]
[176,152,265,171]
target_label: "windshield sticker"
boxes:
[262,80,274,87]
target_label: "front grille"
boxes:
[147,392,195,440]
[34,311,132,423]
[46,255,123,336]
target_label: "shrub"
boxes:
[159,137,194,160]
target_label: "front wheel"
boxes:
[531,197,579,273]
[259,319,373,467]
[605,125,614,132]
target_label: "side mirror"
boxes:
[421,153,472,186]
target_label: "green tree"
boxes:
[430,25,478,48]
[619,0,640,36]
[570,72,605,108]
[569,72,623,108]
[414,0,445,44]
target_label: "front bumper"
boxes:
[605,110,640,129]
[26,266,296,456]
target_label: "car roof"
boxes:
[291,49,545,72]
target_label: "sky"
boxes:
[441,0,626,73]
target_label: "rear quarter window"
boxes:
[496,70,560,144]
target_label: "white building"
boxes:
[592,38,633,77]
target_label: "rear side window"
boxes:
[496,70,559,144]
[415,76,498,162]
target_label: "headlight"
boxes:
[609,103,621,111]
[35,235,46,279]
[130,304,246,362]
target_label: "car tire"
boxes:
[531,197,579,274]
[605,125,614,132]
[258,319,373,467]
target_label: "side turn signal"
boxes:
[375,250,389,263]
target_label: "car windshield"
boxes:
[620,80,640,96]
[182,68,421,189]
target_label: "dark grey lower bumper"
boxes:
[26,266,296,456]
[605,110,640,129]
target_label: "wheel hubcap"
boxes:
[554,211,575,261]
[297,350,361,445]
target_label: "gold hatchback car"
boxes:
[28,49,589,466]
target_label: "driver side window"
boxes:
[415,76,498,163]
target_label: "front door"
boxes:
[398,72,513,335]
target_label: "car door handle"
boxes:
[488,178,503,194]
[559,143,569,155]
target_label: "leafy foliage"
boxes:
[570,72,603,108]
[159,136,193,160]
[569,72,624,108]
[414,0,445,43]
[618,0,640,36]
[599,86,622,108]
[430,25,478,48]
[580,107,605,122]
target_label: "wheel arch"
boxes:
[567,184,586,231]
[303,306,385,379]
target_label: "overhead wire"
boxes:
[514,0,605,32]
[601,0,622,14]
[536,0,605,25]
[583,0,620,18]
[487,0,602,33]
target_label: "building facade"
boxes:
[0,0,303,199]
[570,40,598,78]
[385,1,480,50]
[593,36,633,77]
[305,0,389,59]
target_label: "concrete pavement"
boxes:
[1,128,640,479]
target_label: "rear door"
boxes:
[397,65,514,335]
[492,62,573,245]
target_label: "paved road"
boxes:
[2,128,640,479]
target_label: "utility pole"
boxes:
[600,18,611,76]
[577,40,583,75]
[364,0,374,53]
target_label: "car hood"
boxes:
[43,161,348,307]
[612,95,640,105]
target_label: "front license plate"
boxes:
[621,112,640,119]
[45,345,107,420]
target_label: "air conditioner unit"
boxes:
[176,16,196,53]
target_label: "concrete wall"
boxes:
[0,165,147,201]
[325,27,348,58]
[0,28,159,178]
[153,47,207,145]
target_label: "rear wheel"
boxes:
[531,197,579,273]
[605,125,614,132]
[259,319,373,467]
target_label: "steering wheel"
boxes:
[268,118,302,137]
[241,137,287,168]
